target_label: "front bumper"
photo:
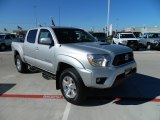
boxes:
[77,61,137,89]
[119,41,138,50]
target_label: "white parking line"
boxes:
[134,51,160,54]
[1,74,18,79]
[62,102,71,120]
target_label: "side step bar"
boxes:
[42,72,56,80]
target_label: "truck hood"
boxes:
[59,42,132,55]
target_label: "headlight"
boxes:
[87,54,111,67]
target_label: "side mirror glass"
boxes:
[40,38,53,45]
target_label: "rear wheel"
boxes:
[15,55,28,73]
[60,68,87,105]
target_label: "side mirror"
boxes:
[40,38,53,45]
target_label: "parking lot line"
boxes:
[62,102,71,120]
[0,94,160,102]
[1,74,18,79]
[0,94,64,99]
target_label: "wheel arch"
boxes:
[13,50,25,63]
[56,62,84,90]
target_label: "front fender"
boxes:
[55,55,85,70]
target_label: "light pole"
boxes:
[107,0,110,36]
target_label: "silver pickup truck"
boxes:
[139,32,160,50]
[12,27,137,104]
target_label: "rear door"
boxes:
[23,29,38,65]
[34,28,55,73]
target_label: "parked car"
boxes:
[112,33,143,50]
[92,32,108,42]
[0,33,22,51]
[139,32,160,50]
[12,27,137,104]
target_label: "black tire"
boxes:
[15,55,28,73]
[0,44,6,51]
[60,68,87,105]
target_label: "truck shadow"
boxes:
[0,83,16,94]
[81,73,160,106]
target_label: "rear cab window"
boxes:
[27,29,38,43]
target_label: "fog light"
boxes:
[96,77,107,84]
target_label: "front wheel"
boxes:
[15,55,28,73]
[60,68,87,105]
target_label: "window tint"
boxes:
[148,33,160,38]
[27,29,37,43]
[120,34,135,38]
[0,35,5,39]
[53,28,96,44]
[5,35,11,39]
[10,34,16,39]
[38,29,53,45]
[92,33,106,38]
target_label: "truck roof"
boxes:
[118,33,134,34]
[29,26,81,30]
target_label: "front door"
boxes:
[35,29,55,73]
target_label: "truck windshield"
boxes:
[53,28,97,44]
[120,34,135,38]
[147,33,160,38]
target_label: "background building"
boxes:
[125,26,160,33]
